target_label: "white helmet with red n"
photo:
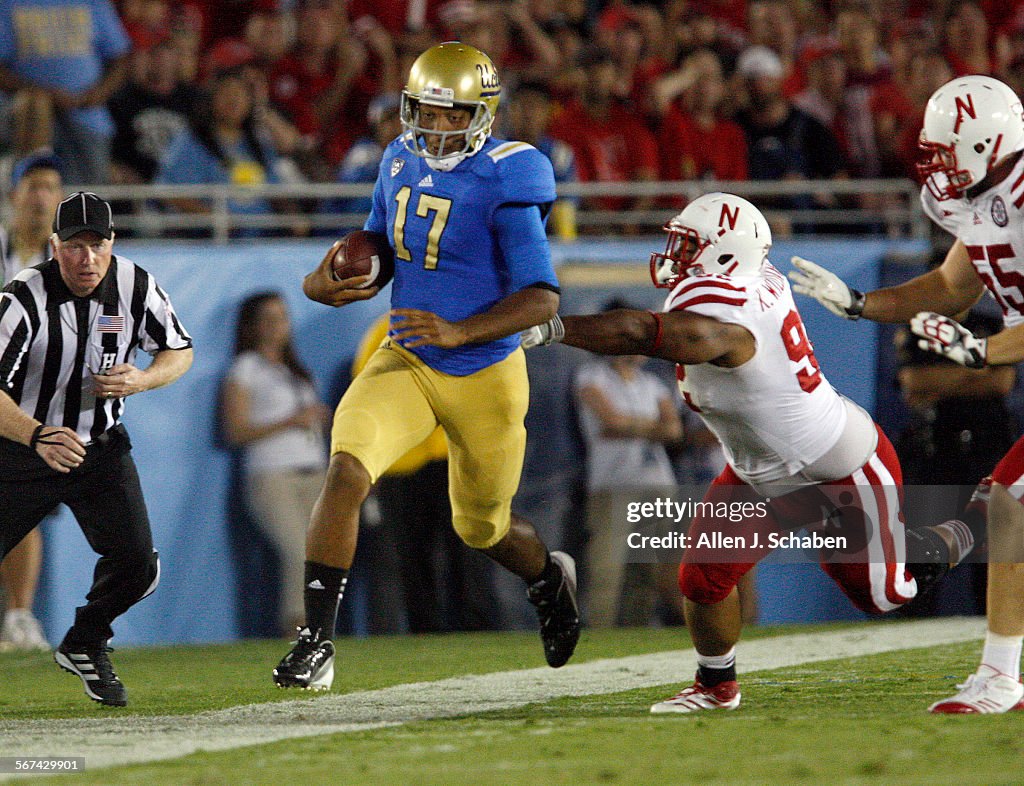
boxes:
[918,75,1024,201]
[650,192,771,289]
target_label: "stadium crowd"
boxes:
[4,0,1024,228]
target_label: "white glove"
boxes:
[910,311,987,368]
[521,315,565,349]
[788,256,866,320]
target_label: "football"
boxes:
[331,230,395,290]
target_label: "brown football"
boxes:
[331,230,395,289]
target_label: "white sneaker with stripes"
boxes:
[650,675,741,714]
[929,665,1024,714]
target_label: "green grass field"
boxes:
[1,621,1022,785]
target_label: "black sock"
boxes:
[697,663,737,687]
[303,561,348,639]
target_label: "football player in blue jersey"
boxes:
[274,42,580,689]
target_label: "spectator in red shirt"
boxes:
[347,0,450,39]
[202,3,292,82]
[548,45,658,232]
[605,5,671,119]
[834,4,893,89]
[655,48,748,193]
[455,1,560,86]
[877,48,953,181]
[871,18,945,179]
[269,2,396,167]
[746,0,803,98]
[942,1,995,76]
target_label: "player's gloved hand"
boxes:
[788,256,866,320]
[910,311,987,368]
[520,315,565,349]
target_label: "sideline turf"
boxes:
[5,624,1014,785]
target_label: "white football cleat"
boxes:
[929,665,1024,714]
[651,675,741,714]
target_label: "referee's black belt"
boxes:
[87,422,127,449]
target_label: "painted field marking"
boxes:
[0,617,985,775]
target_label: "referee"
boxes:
[0,191,193,707]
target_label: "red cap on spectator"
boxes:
[596,4,642,33]
[801,36,841,66]
[124,21,170,52]
[205,39,257,76]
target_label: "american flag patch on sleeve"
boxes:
[97,314,125,333]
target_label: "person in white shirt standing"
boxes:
[574,310,683,627]
[222,291,330,637]
[523,192,978,713]
[0,150,63,651]
[790,74,1024,714]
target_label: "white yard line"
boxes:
[0,618,985,774]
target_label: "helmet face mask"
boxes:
[650,193,772,289]
[917,75,1024,201]
[401,42,500,163]
[401,100,484,160]
[650,226,711,286]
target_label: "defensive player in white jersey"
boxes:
[523,192,977,713]
[791,74,1024,714]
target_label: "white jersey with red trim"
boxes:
[667,263,849,486]
[921,156,1024,327]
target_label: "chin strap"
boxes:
[425,152,469,172]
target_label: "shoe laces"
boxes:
[83,645,118,682]
[955,666,1013,695]
[287,629,325,661]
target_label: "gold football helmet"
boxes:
[401,42,501,162]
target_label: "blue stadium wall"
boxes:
[34,237,927,644]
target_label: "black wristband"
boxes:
[29,424,45,450]
[846,289,866,320]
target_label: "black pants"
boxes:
[0,425,159,645]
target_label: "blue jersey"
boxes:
[366,135,558,375]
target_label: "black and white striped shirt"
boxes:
[0,255,192,442]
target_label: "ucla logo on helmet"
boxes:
[476,63,500,90]
[391,158,404,177]
[992,195,1008,227]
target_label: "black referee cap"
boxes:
[53,191,114,241]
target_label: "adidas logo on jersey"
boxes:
[418,174,434,188]
[306,579,325,590]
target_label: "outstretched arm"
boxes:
[790,242,983,323]
[532,308,753,367]
[863,241,984,322]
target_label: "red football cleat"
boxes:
[650,675,741,714]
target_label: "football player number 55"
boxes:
[393,185,453,270]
